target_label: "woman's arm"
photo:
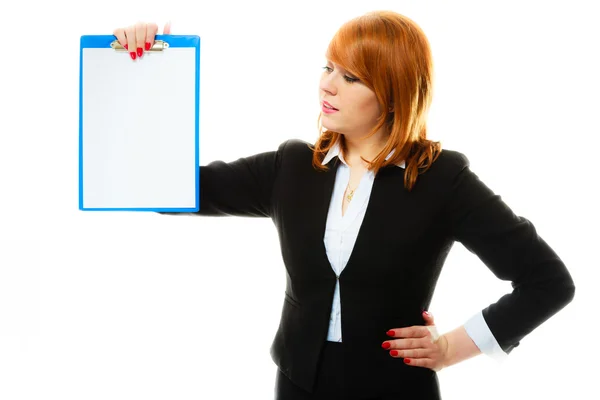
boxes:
[443,155,575,355]
[442,325,482,368]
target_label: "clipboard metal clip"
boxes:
[110,40,169,52]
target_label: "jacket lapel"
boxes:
[335,165,411,281]
[313,156,341,279]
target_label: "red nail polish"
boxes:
[137,47,143,57]
[130,52,136,60]
[381,342,390,349]
[404,358,411,364]
[386,330,395,336]
[145,42,151,51]
[124,44,128,50]
[390,350,398,356]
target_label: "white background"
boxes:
[0,0,597,399]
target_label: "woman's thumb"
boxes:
[163,21,172,34]
[422,310,434,324]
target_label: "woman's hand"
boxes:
[112,21,172,60]
[382,310,449,372]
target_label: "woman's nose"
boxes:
[319,76,336,95]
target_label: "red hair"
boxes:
[310,10,442,192]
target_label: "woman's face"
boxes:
[319,59,382,140]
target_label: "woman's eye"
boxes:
[322,66,358,83]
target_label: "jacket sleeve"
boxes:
[158,139,289,218]
[463,310,508,363]
[444,154,575,354]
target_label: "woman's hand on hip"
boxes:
[382,310,449,372]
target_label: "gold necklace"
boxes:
[346,182,358,202]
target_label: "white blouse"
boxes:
[321,140,508,363]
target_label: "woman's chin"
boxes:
[321,121,340,132]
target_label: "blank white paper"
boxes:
[81,45,197,210]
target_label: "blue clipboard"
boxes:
[79,34,200,212]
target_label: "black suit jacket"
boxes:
[161,139,575,398]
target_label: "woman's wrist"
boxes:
[441,326,482,368]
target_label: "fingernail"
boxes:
[124,44,128,50]
[130,52,136,60]
[145,42,151,51]
[390,350,398,356]
[386,330,395,336]
[423,310,430,316]
[381,342,390,349]
[404,358,411,364]
[137,47,143,57]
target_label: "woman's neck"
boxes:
[342,133,389,167]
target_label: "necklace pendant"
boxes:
[346,190,354,202]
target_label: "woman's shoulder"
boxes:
[417,147,471,187]
[434,147,470,170]
[278,138,314,152]
[275,138,317,163]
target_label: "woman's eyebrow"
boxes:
[325,60,346,71]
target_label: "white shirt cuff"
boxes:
[463,310,509,364]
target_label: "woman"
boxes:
[113,10,575,400]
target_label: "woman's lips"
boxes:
[322,104,339,114]
[322,101,338,110]
[322,100,339,114]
